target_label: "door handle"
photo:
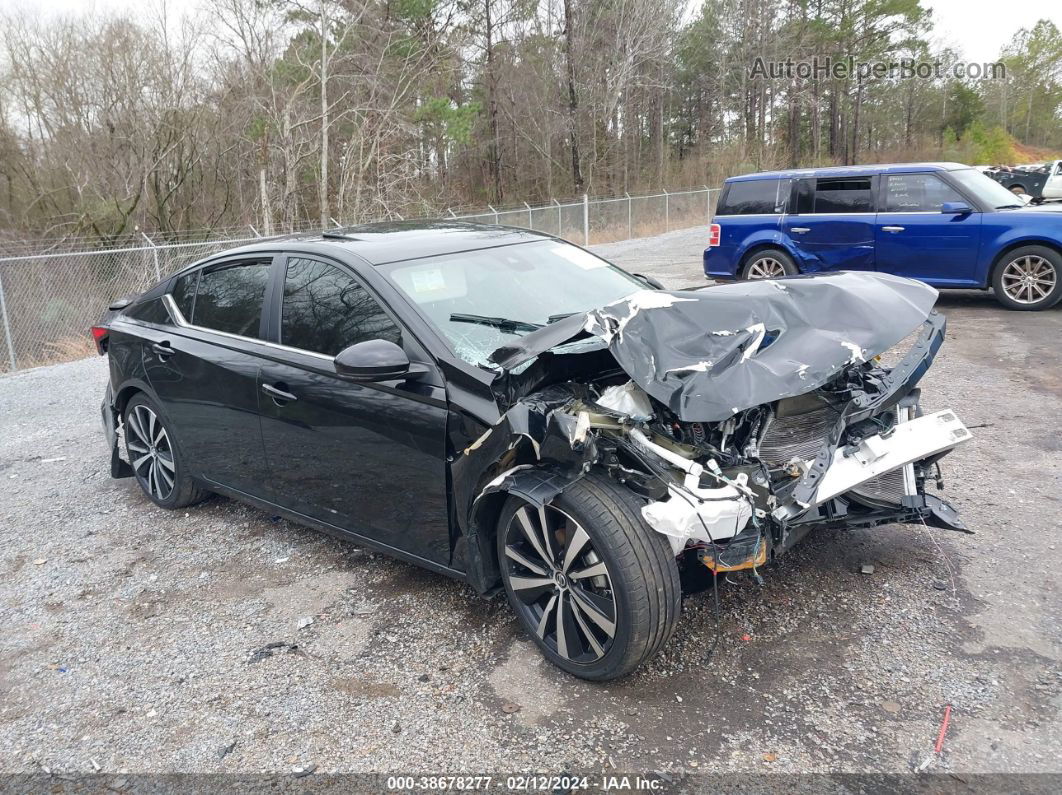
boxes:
[151,342,175,359]
[790,227,810,234]
[882,226,905,233]
[262,383,298,403]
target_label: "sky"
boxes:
[1,0,1060,65]
[923,0,1061,62]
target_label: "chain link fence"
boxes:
[0,186,718,373]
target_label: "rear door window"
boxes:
[884,173,964,211]
[191,260,271,338]
[812,177,874,213]
[281,257,401,356]
[717,179,788,215]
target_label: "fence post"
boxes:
[625,192,632,240]
[582,194,589,246]
[141,232,161,281]
[524,201,533,230]
[704,185,711,220]
[0,268,16,372]
[488,204,499,225]
[553,199,562,237]
[663,189,669,233]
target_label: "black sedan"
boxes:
[95,222,971,680]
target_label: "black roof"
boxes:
[211,221,555,269]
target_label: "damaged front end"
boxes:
[468,272,970,583]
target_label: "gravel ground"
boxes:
[1,227,1061,783]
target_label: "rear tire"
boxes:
[123,393,210,509]
[991,245,1062,311]
[741,248,798,280]
[497,473,681,681]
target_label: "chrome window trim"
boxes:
[162,293,335,363]
[784,212,878,217]
[712,213,781,218]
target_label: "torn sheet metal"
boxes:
[489,272,938,423]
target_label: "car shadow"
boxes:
[934,288,1061,312]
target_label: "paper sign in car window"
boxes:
[411,268,447,293]
[392,261,468,303]
[550,245,608,270]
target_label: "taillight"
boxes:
[708,223,721,248]
[90,325,109,355]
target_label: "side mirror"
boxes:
[334,339,410,382]
[633,272,665,290]
[941,202,973,215]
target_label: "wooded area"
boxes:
[1,0,1060,249]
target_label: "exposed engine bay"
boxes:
[454,272,971,585]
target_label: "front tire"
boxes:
[123,393,210,509]
[991,245,1062,311]
[741,248,798,280]
[497,474,681,680]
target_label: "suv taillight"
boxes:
[708,223,721,248]
[90,325,109,355]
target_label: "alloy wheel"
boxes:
[1000,255,1057,305]
[747,257,787,279]
[125,404,176,501]
[503,504,617,663]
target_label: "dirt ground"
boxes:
[1,226,1060,786]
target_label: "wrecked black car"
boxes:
[95,222,971,680]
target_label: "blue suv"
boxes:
[704,162,1062,310]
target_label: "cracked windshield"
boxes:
[383,240,645,367]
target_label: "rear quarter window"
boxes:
[124,298,172,326]
[717,179,789,215]
[171,272,198,320]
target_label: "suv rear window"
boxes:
[798,177,874,213]
[717,179,789,215]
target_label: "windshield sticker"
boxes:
[410,268,447,293]
[550,245,609,270]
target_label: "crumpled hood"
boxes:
[490,271,939,422]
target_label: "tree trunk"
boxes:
[562,0,583,192]
[851,78,863,164]
[319,0,329,228]
[484,0,502,202]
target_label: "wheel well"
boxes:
[739,243,793,272]
[113,385,143,416]
[989,240,1062,285]
[467,490,508,592]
